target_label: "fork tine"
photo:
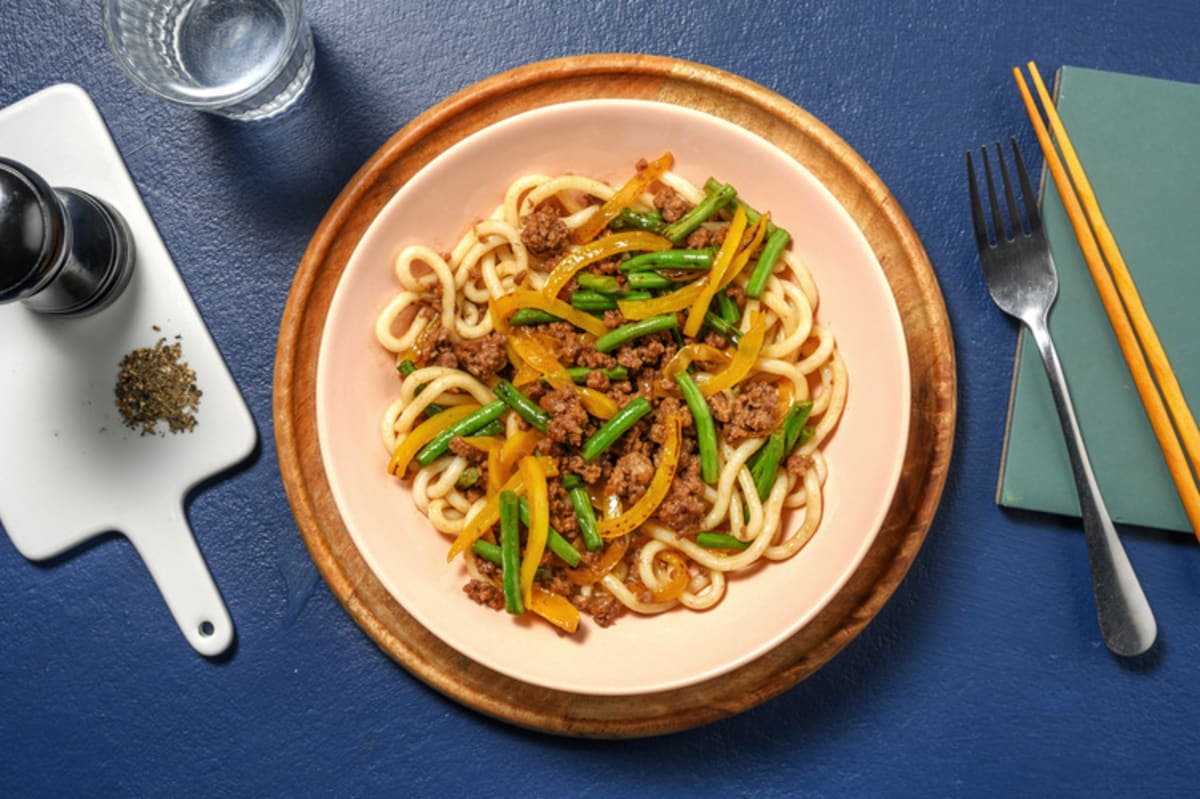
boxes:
[1010,137,1041,230]
[980,146,1007,241]
[966,151,992,250]
[994,140,1023,237]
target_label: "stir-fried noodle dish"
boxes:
[376,153,847,634]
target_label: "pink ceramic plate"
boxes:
[316,99,910,696]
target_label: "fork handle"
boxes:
[1026,318,1157,656]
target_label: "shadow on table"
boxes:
[198,34,395,233]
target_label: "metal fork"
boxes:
[968,138,1157,657]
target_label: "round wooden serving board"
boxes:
[273,54,956,737]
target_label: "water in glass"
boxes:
[103,0,315,121]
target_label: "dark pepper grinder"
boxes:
[0,157,135,316]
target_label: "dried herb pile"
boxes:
[114,337,202,435]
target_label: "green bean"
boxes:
[674,371,719,484]
[696,532,750,550]
[745,227,792,299]
[518,498,582,567]
[704,178,780,236]
[581,397,653,462]
[576,272,621,294]
[746,402,814,490]
[510,308,561,326]
[494,380,549,432]
[455,466,481,489]
[609,207,665,234]
[499,490,524,615]
[782,401,814,454]
[415,399,507,466]
[571,290,618,312]
[572,290,651,312]
[626,272,677,291]
[620,249,713,272]
[663,183,738,243]
[471,540,546,580]
[702,311,742,345]
[594,314,678,353]
[473,419,504,437]
[716,290,741,326]
[564,365,629,384]
[471,539,502,564]
[563,474,603,552]
[750,429,786,500]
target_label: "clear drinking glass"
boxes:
[102,0,315,121]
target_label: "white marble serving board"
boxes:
[0,84,256,656]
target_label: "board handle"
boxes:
[123,502,234,656]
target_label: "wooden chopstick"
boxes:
[1012,62,1200,538]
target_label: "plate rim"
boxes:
[273,53,956,737]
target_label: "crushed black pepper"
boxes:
[114,336,202,435]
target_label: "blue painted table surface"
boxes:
[3,1,1199,796]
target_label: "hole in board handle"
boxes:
[198,620,215,637]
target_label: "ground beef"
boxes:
[614,331,674,371]
[522,378,549,403]
[414,322,458,368]
[584,370,611,391]
[541,322,584,365]
[722,381,781,444]
[548,481,578,535]
[602,310,624,329]
[579,592,623,627]
[575,548,608,572]
[558,452,605,485]
[463,579,505,610]
[707,391,732,423]
[448,436,487,464]
[520,207,570,258]
[604,378,640,409]
[605,451,654,505]
[539,387,590,446]
[685,224,727,250]
[653,455,707,533]
[475,557,499,578]
[654,186,693,223]
[541,566,576,598]
[650,397,693,443]
[785,450,812,480]
[703,329,731,350]
[635,370,659,401]
[616,418,656,459]
[576,347,617,369]
[453,332,508,381]
[590,257,621,276]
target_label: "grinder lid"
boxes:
[0,157,65,302]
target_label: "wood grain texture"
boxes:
[273,54,956,737]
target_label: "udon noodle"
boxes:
[376,153,846,634]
